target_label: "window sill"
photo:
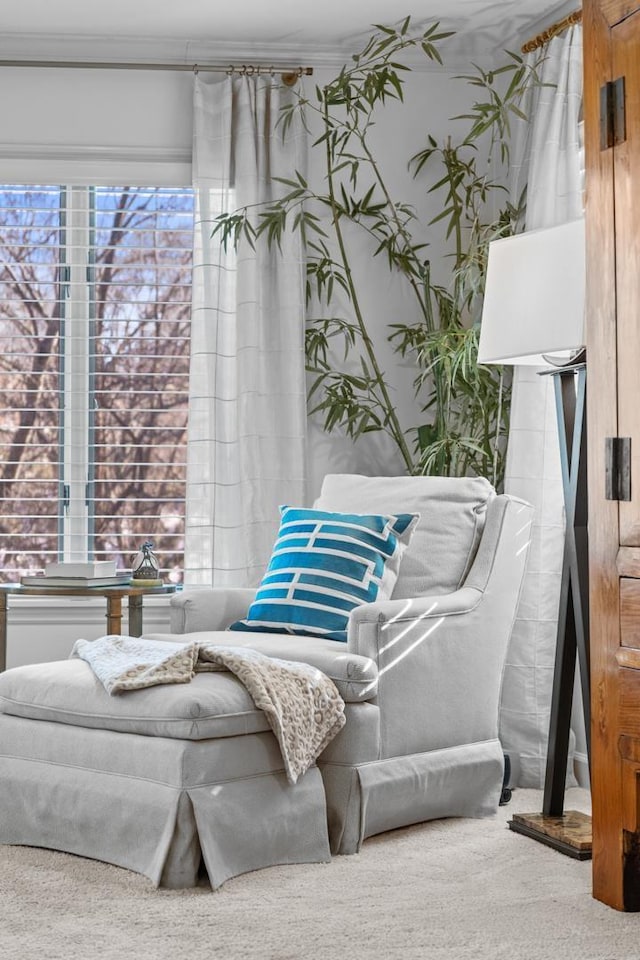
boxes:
[4,592,174,626]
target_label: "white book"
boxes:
[21,574,131,588]
[45,560,117,578]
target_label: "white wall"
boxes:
[0,65,193,185]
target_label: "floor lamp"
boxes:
[479,219,591,859]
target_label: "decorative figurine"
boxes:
[131,540,161,585]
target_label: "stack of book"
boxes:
[21,560,131,589]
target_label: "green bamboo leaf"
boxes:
[428,206,457,226]
[241,222,256,250]
[508,105,528,121]
[491,63,521,77]
[423,26,455,42]
[371,35,396,56]
[307,373,329,399]
[326,275,334,303]
[372,23,397,35]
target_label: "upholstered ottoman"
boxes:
[0,659,332,889]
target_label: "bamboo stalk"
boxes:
[321,96,414,473]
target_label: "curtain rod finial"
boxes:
[281,66,312,86]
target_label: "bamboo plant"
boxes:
[212,18,540,489]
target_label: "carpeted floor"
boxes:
[1,787,639,960]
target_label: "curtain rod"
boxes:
[0,58,313,81]
[521,8,582,52]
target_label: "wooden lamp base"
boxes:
[509,810,592,860]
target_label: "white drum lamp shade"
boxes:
[478,219,586,366]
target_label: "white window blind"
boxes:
[0,184,194,583]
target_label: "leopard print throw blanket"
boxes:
[72,636,346,784]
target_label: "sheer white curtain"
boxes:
[185,76,308,586]
[499,25,584,787]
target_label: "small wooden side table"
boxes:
[0,583,177,672]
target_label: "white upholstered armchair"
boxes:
[164,474,533,854]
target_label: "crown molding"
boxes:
[0,29,508,74]
[0,3,580,78]
[0,32,351,69]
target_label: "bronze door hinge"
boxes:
[605,436,631,501]
[600,77,626,150]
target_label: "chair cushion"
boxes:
[229,505,418,642]
[314,474,495,599]
[0,660,271,740]
[0,631,378,741]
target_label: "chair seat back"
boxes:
[314,474,495,599]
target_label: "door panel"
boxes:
[620,579,640,647]
[585,0,640,910]
[600,0,640,27]
[616,17,640,545]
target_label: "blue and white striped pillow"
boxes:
[228,506,420,643]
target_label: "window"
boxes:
[0,185,194,583]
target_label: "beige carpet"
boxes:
[1,787,639,960]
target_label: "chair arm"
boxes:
[169,587,255,633]
[347,588,483,640]
[347,494,533,760]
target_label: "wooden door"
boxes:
[585,0,640,911]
